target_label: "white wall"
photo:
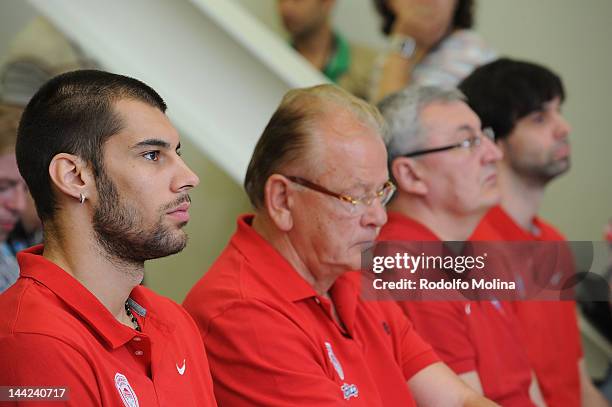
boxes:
[0,1,37,65]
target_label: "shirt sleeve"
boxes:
[378,300,441,379]
[0,334,101,406]
[201,300,348,407]
[398,301,476,374]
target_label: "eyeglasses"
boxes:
[285,175,396,215]
[403,127,495,158]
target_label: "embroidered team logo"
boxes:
[324,342,344,380]
[341,383,359,400]
[114,373,139,407]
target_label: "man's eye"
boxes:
[143,151,160,161]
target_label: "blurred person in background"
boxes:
[463,57,609,407]
[278,0,376,99]
[0,104,27,293]
[7,192,43,255]
[371,0,495,101]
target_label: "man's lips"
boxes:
[483,172,498,185]
[553,144,571,159]
[166,202,190,223]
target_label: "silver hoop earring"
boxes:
[79,193,86,204]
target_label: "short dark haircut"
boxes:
[458,57,565,140]
[17,69,166,221]
[373,0,474,36]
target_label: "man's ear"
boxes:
[263,174,294,232]
[391,157,428,196]
[48,153,94,204]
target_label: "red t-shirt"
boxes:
[183,215,439,406]
[378,211,536,406]
[0,245,217,407]
[472,206,582,407]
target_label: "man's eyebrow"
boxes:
[455,124,478,134]
[131,139,171,149]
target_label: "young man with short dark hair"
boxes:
[0,70,217,406]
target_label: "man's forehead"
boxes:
[315,132,388,188]
[422,100,481,137]
[111,99,179,147]
[540,97,563,111]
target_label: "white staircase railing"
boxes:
[28,0,328,182]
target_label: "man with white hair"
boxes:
[185,84,497,406]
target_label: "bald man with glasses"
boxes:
[184,84,497,406]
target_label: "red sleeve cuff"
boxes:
[402,349,440,380]
[445,357,476,374]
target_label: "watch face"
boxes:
[390,35,416,58]
[399,38,416,57]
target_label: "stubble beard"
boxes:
[92,171,188,265]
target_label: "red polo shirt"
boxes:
[0,245,217,406]
[183,215,439,406]
[378,212,535,406]
[472,206,582,407]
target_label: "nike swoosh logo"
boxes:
[176,359,186,375]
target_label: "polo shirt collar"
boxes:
[232,215,366,336]
[231,215,318,303]
[17,245,150,349]
[383,211,441,241]
[487,206,538,240]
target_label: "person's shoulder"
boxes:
[183,247,251,313]
[435,29,497,61]
[0,278,88,345]
[443,29,486,47]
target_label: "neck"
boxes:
[497,164,545,231]
[43,218,143,324]
[388,194,484,241]
[252,214,337,295]
[293,24,334,70]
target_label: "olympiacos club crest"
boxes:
[114,373,139,407]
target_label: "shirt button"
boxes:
[314,298,321,304]
[134,350,144,356]
[132,337,142,342]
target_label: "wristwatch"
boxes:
[388,35,417,59]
